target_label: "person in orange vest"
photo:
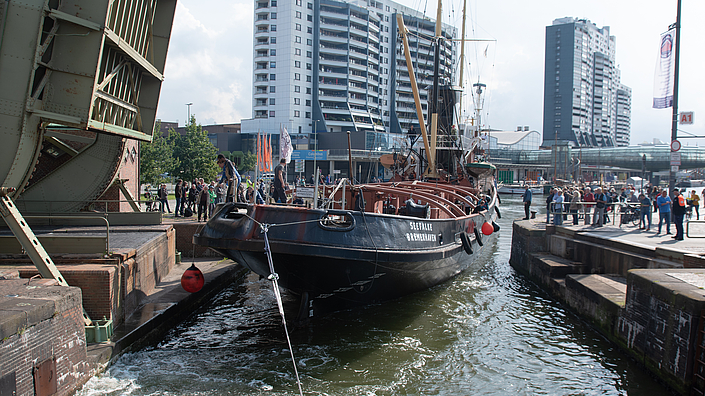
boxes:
[672,188,687,241]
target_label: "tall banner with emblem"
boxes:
[653,28,676,109]
[280,125,293,164]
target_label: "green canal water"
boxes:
[77,196,670,395]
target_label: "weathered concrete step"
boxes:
[564,274,626,335]
[528,252,586,280]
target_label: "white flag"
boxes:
[652,28,676,109]
[280,125,293,164]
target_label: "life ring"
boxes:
[473,227,484,246]
[460,231,473,255]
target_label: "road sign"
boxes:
[680,112,694,125]
[670,152,681,165]
[671,140,681,152]
[671,165,679,172]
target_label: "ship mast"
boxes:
[396,14,433,177]
[396,0,445,179]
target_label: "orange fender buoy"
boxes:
[481,221,494,236]
[181,264,204,293]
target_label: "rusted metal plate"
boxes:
[33,357,57,396]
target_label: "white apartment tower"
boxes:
[242,0,457,150]
[542,17,631,148]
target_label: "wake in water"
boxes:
[78,197,669,395]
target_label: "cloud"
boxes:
[156,0,704,146]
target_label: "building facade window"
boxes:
[294,110,300,117]
[295,48,301,55]
[295,36,301,43]
[295,86,301,93]
[270,86,276,93]
[269,98,275,105]
[294,73,301,80]
[270,49,276,56]
[296,23,302,31]
[270,61,276,68]
[270,12,276,18]
[294,98,300,105]
[270,73,276,80]
[271,25,276,31]
[295,60,301,68]
[270,37,276,44]
[270,111,275,117]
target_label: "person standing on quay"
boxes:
[592,187,606,227]
[545,188,555,224]
[522,185,532,220]
[174,179,184,217]
[552,189,564,226]
[583,187,594,225]
[639,193,652,231]
[689,190,700,220]
[656,189,672,235]
[672,188,686,240]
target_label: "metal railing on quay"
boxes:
[546,201,645,227]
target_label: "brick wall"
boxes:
[0,283,89,396]
[18,265,119,323]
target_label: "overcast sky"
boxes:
[156,0,704,146]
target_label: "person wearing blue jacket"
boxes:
[656,189,672,235]
[217,154,241,202]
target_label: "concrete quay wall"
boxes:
[510,220,705,395]
[1,226,176,328]
[0,279,90,396]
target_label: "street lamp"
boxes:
[313,119,320,208]
[186,103,193,125]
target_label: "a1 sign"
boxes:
[680,111,694,125]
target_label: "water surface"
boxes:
[77,196,669,395]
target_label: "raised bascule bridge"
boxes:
[0,2,180,392]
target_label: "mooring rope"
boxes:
[261,224,304,396]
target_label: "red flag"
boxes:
[267,133,272,171]
[257,132,261,172]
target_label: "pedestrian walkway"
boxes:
[527,217,705,255]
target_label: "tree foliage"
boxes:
[171,116,219,182]
[239,152,257,173]
[140,121,176,185]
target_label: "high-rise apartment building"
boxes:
[542,17,631,148]
[615,84,631,147]
[241,0,457,153]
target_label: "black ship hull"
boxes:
[194,181,499,318]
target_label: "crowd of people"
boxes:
[524,183,704,242]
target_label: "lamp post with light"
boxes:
[186,102,193,125]
[313,119,320,208]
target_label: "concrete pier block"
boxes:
[564,274,626,335]
[617,269,705,394]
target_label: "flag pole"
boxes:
[669,0,682,195]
